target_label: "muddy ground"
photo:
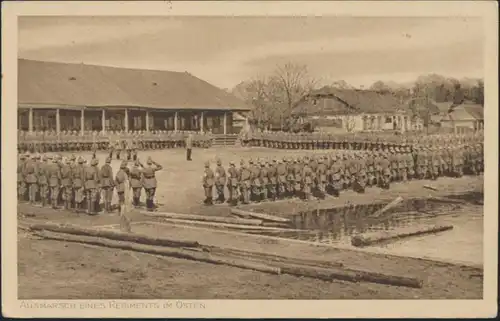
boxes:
[17,148,484,299]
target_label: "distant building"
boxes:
[292,87,423,133]
[17,59,251,135]
[440,102,484,133]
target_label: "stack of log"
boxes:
[22,221,424,289]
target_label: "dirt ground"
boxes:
[17,147,484,299]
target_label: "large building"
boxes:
[17,59,251,135]
[440,102,484,133]
[292,87,423,133]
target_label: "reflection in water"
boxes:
[248,196,479,245]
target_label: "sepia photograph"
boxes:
[2,1,498,318]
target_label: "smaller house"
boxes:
[292,87,422,133]
[440,102,484,133]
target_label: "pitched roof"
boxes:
[442,103,484,122]
[18,59,250,111]
[292,87,406,116]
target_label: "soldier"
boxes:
[143,157,163,211]
[114,160,130,213]
[186,133,194,161]
[365,151,375,187]
[108,136,115,160]
[276,158,287,199]
[114,138,122,160]
[37,155,49,207]
[227,161,240,206]
[379,152,392,189]
[100,157,115,213]
[302,158,314,201]
[129,160,144,207]
[214,159,227,204]
[259,160,269,201]
[354,154,366,193]
[267,159,278,201]
[249,159,261,202]
[316,157,328,199]
[84,158,100,214]
[405,146,415,181]
[17,154,27,202]
[60,157,73,210]
[389,148,398,182]
[72,157,86,212]
[202,161,215,205]
[23,154,39,205]
[131,135,139,161]
[46,157,61,209]
[238,160,252,204]
[292,158,303,198]
[91,138,98,160]
[329,154,343,197]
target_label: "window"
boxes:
[312,99,318,106]
[385,116,393,124]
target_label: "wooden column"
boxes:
[101,109,106,133]
[223,112,227,135]
[28,108,33,133]
[124,109,129,132]
[145,111,150,132]
[80,109,85,135]
[56,108,61,134]
[174,112,178,131]
[200,112,204,132]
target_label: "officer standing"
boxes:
[249,159,261,202]
[142,157,163,211]
[316,157,328,199]
[23,154,39,205]
[100,157,115,213]
[186,133,193,161]
[214,159,227,204]
[202,161,215,205]
[114,160,130,213]
[129,160,144,208]
[267,159,278,201]
[37,155,49,207]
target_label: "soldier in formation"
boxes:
[18,130,214,154]
[199,141,483,205]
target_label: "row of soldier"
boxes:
[202,143,484,205]
[18,130,213,153]
[18,153,163,214]
[239,130,484,151]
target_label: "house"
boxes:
[440,102,484,133]
[291,87,423,133]
[17,59,251,135]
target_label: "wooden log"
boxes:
[143,211,263,226]
[351,224,454,247]
[27,222,200,248]
[231,208,290,223]
[423,185,439,191]
[34,230,421,288]
[153,217,302,232]
[261,222,292,228]
[120,177,132,232]
[33,230,281,275]
[208,246,344,269]
[369,197,404,218]
[429,196,468,204]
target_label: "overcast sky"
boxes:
[18,16,484,89]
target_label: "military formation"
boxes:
[18,153,163,214]
[201,141,484,205]
[240,130,484,151]
[17,130,213,154]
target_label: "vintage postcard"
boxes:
[2,1,498,318]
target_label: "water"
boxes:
[247,195,484,265]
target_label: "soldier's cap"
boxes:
[204,161,210,167]
[19,154,26,160]
[272,159,277,163]
[91,159,99,166]
[216,159,222,165]
[240,160,246,166]
[282,157,288,162]
[229,161,235,166]
[120,160,128,168]
[248,159,254,164]
[105,157,112,163]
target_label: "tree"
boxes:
[369,80,392,94]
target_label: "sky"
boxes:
[18,16,484,89]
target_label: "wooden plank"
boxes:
[369,197,404,218]
[143,211,263,226]
[149,218,302,232]
[351,224,454,247]
[231,208,291,223]
[27,222,200,248]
